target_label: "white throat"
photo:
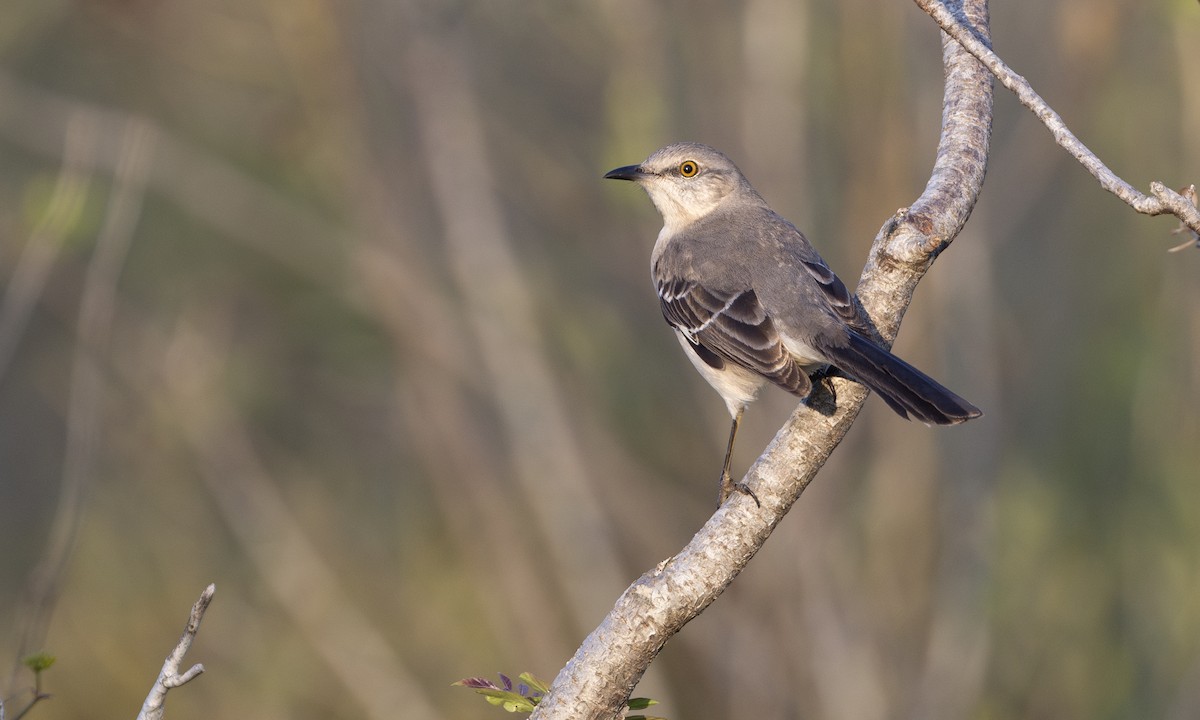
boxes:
[642,183,723,234]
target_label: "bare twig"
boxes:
[136,584,215,720]
[913,0,1200,242]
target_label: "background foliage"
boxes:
[1,1,1198,719]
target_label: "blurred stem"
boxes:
[0,70,349,290]
[395,9,631,633]
[159,319,440,720]
[7,671,50,720]
[11,116,154,678]
[9,692,49,720]
[0,114,94,385]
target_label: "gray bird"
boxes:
[605,142,981,503]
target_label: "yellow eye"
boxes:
[679,160,699,177]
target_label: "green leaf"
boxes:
[473,688,538,713]
[23,653,56,673]
[626,697,659,709]
[517,672,550,695]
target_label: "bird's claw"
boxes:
[718,473,760,508]
[733,481,761,508]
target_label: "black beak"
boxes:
[604,164,645,181]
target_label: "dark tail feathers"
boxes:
[819,331,982,425]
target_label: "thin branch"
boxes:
[913,0,1200,243]
[8,694,50,720]
[136,584,215,720]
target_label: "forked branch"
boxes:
[914,0,1200,246]
[136,584,214,720]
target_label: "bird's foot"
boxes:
[718,472,760,508]
[803,366,841,417]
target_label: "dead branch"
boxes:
[136,584,215,720]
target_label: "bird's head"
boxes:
[605,142,757,232]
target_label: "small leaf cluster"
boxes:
[2,653,57,720]
[22,654,56,674]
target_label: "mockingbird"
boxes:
[605,142,982,503]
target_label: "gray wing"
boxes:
[797,257,859,327]
[655,268,812,398]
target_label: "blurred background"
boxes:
[1,0,1198,718]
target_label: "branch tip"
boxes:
[188,584,216,630]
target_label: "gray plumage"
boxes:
[605,142,981,501]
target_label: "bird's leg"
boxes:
[717,410,741,504]
[718,408,758,506]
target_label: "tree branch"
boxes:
[529,2,993,718]
[136,584,215,720]
[913,0,1200,245]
